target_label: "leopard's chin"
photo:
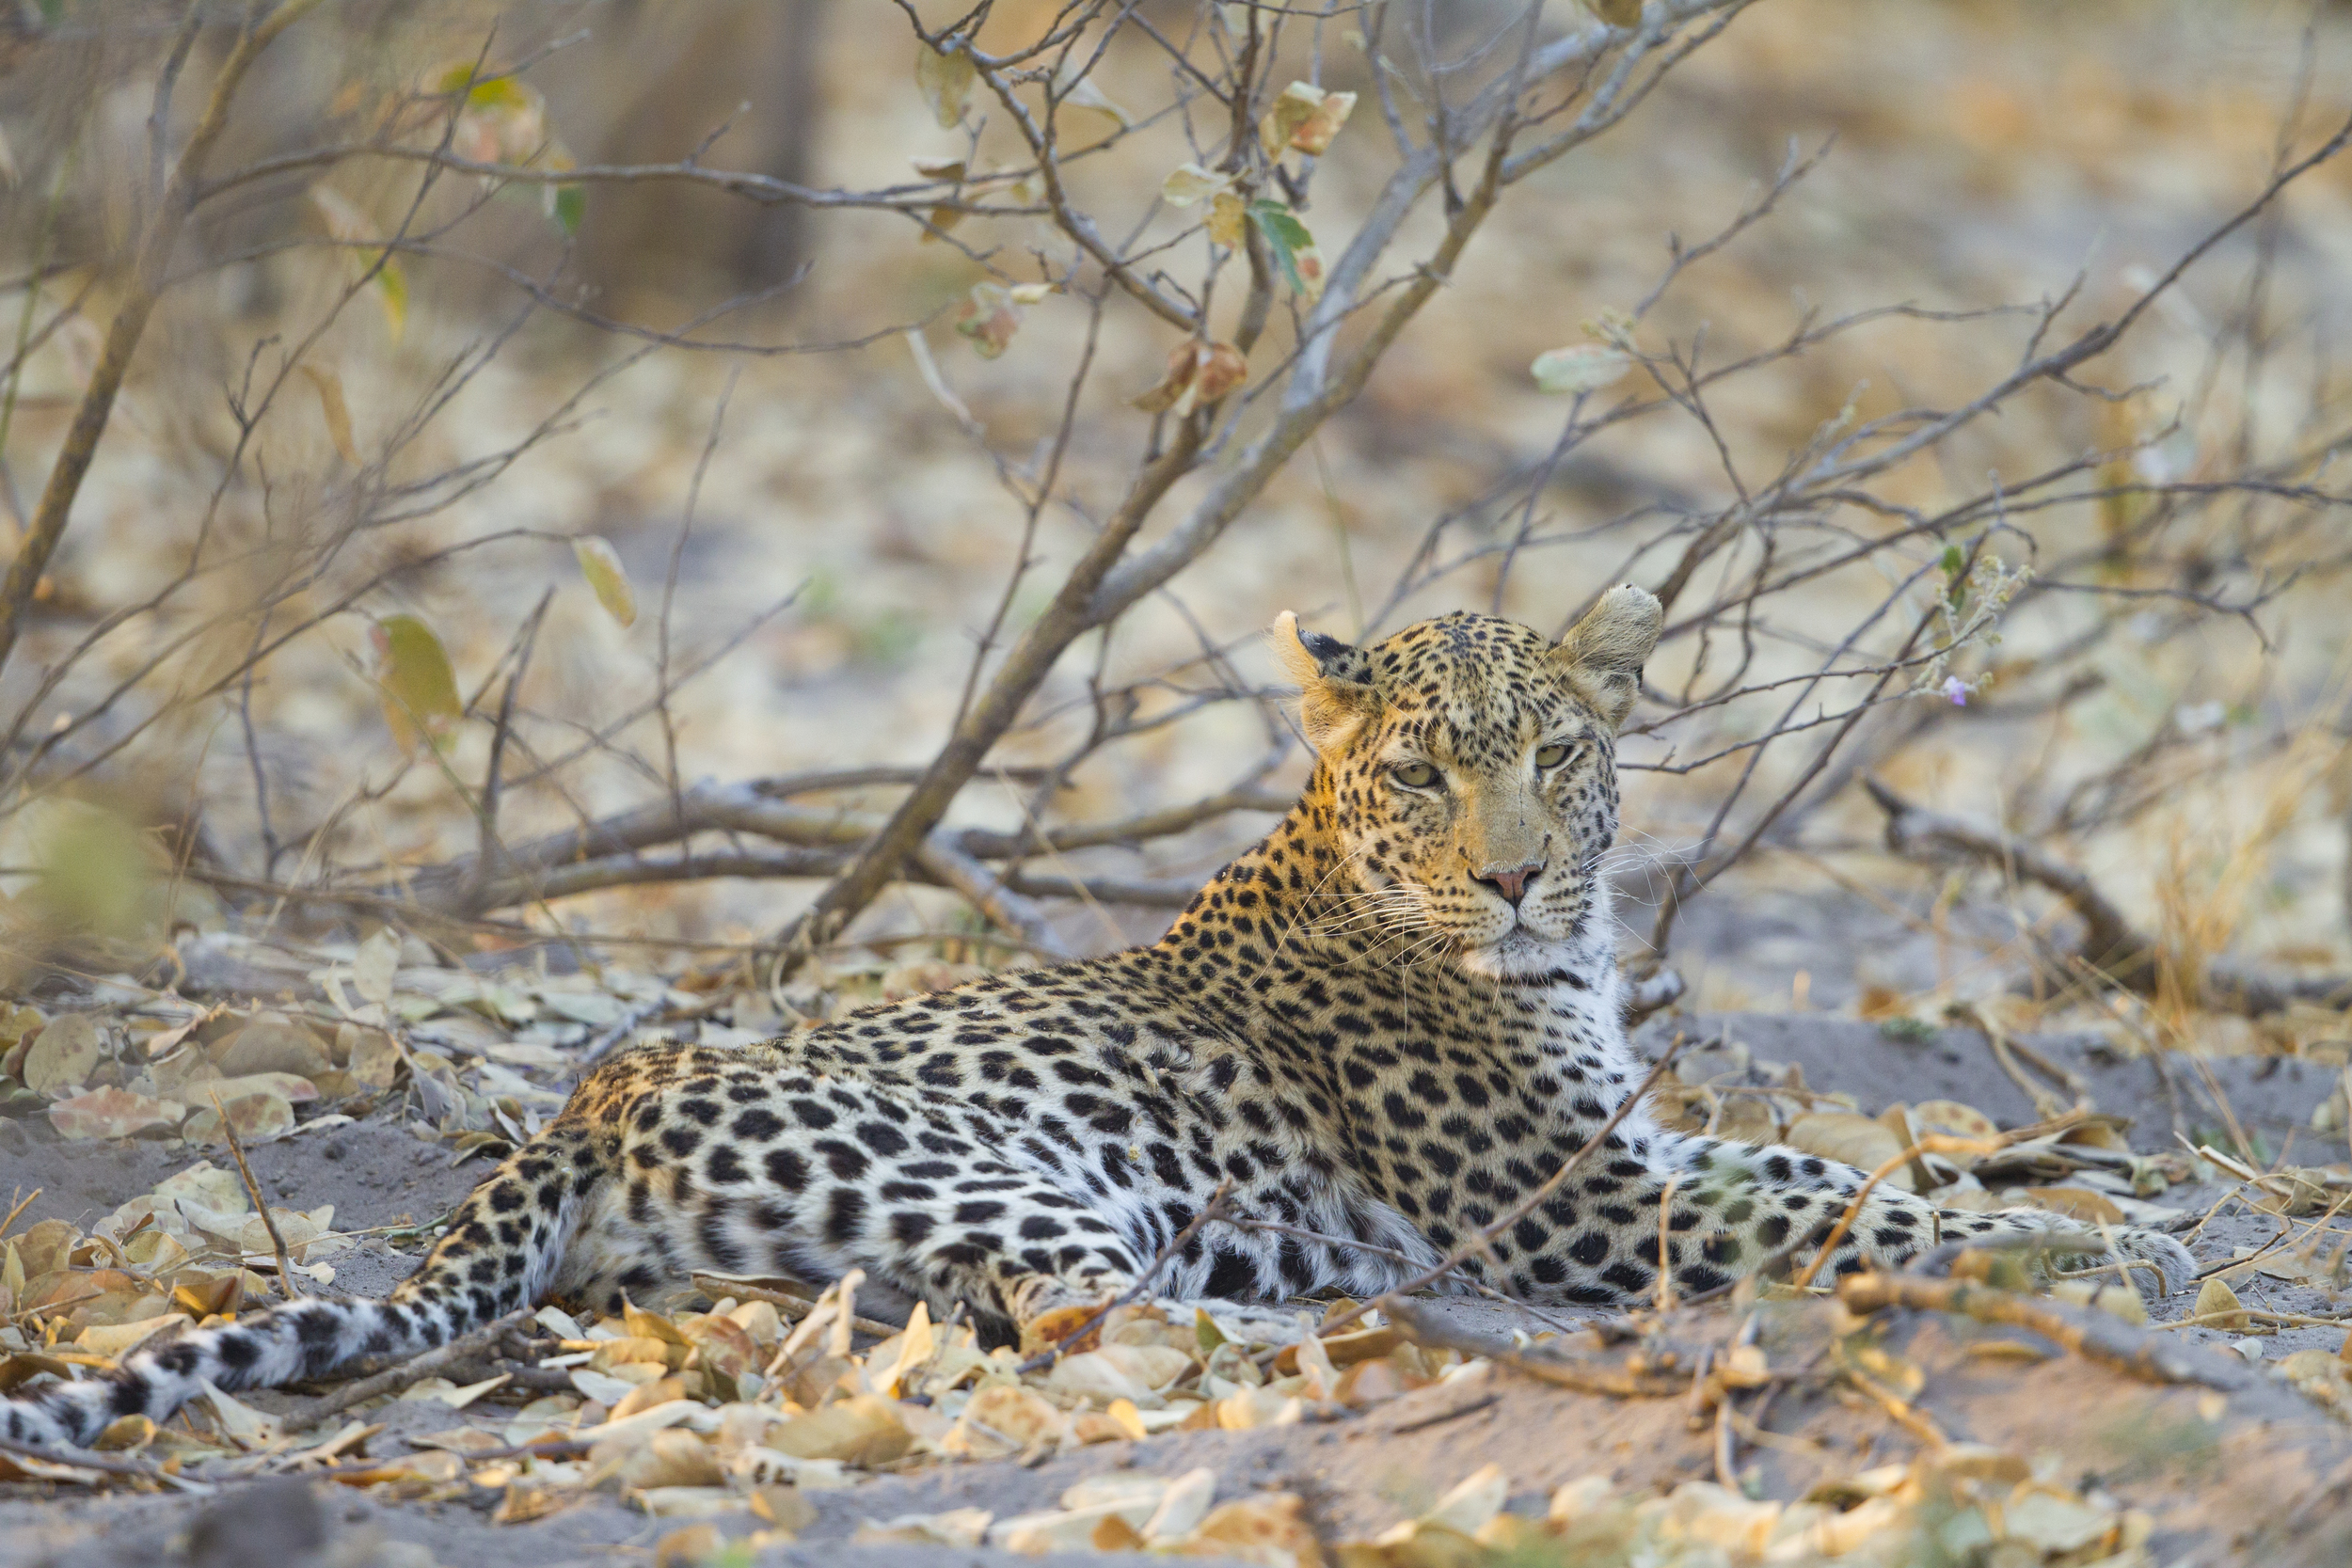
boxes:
[1456,925,1581,980]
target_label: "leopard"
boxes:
[3,587,2193,1448]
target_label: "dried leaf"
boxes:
[1188,1492,1320,1568]
[308,187,408,341]
[1055,66,1130,128]
[1784,1112,1917,1190]
[610,1428,724,1491]
[352,929,401,1006]
[209,1019,330,1078]
[916,42,976,128]
[198,1380,283,1448]
[1257,81,1356,158]
[953,282,1024,359]
[573,536,638,628]
[1132,340,1248,417]
[49,1087,182,1141]
[1422,1464,1508,1534]
[1587,0,1644,24]
[858,1506,991,1545]
[76,1315,184,1358]
[153,1159,247,1212]
[610,1376,689,1419]
[23,1014,103,1098]
[184,1088,295,1147]
[654,1524,724,1568]
[1290,91,1357,155]
[2194,1276,2249,1332]
[1163,163,1232,208]
[1142,1466,1220,1542]
[1907,1100,2000,1141]
[1530,345,1631,394]
[766,1394,913,1465]
[952,1383,1065,1453]
[1208,189,1248,249]
[2000,1489,2117,1554]
[751,1484,820,1533]
[2018,1184,2127,1225]
[290,366,357,470]
[371,614,462,752]
[1260,81,1327,157]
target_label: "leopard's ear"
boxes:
[1553,584,1661,731]
[1271,611,1379,752]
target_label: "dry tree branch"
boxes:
[1836,1273,2254,1393]
[0,0,328,679]
[1863,777,2352,1016]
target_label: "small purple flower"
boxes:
[1943,675,1968,706]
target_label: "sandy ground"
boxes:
[3,1006,2347,1568]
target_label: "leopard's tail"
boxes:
[4,1130,597,1450]
[1,1292,493,1448]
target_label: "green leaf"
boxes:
[428,62,536,110]
[554,184,586,236]
[1247,198,1325,303]
[373,259,409,344]
[572,536,637,627]
[1939,543,1965,578]
[373,614,462,752]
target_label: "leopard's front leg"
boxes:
[1501,1131,2190,1305]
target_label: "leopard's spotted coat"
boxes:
[3,590,2191,1446]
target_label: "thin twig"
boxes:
[1304,1040,1685,1351]
[0,1432,211,1488]
[281,1309,531,1433]
[1017,1179,1238,1373]
[209,1089,305,1300]
[1836,1273,2256,1392]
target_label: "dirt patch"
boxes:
[5,1296,2348,1568]
[0,1119,487,1301]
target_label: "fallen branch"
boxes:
[1864,777,2352,1016]
[282,1309,530,1433]
[1835,1272,2258,1392]
[913,832,1073,959]
[689,1272,906,1339]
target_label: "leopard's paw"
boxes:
[1164,1298,1315,1350]
[1939,1208,2195,1297]
[1018,1298,1114,1357]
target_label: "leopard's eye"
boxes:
[1534,742,1574,769]
[1390,761,1440,790]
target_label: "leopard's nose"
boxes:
[1474,861,1545,906]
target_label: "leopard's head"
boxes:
[1272,589,1660,978]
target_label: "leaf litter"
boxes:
[5,953,2352,1567]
